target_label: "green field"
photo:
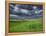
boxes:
[9,18,43,32]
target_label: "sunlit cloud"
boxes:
[10,14,18,17]
[14,5,29,14]
[39,10,43,13]
[35,10,43,14]
[10,4,14,7]
[20,9,29,14]
[14,5,20,12]
[33,6,37,9]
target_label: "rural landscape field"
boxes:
[9,3,43,32]
[9,18,43,32]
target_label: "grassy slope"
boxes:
[9,18,43,32]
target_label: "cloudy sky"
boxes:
[9,4,43,19]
